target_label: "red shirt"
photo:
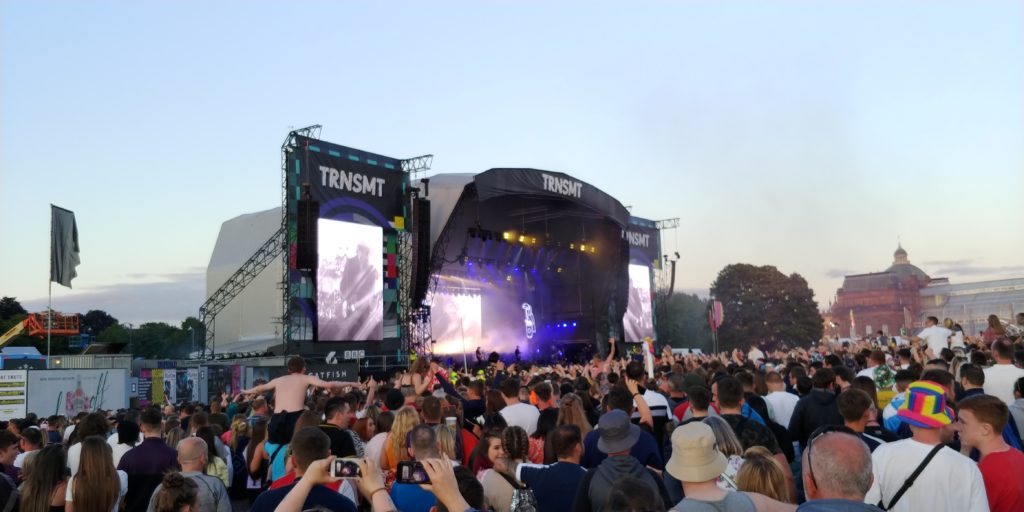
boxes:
[979,448,1024,512]
[270,471,342,492]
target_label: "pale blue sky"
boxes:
[2,1,1023,324]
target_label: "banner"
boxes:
[473,168,630,228]
[162,369,176,404]
[176,369,199,404]
[623,217,662,270]
[246,366,288,388]
[28,369,128,417]
[138,369,152,407]
[292,135,408,229]
[151,369,165,404]
[305,362,359,382]
[50,205,81,288]
[207,365,243,402]
[0,371,27,421]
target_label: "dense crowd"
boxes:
[0,312,1022,512]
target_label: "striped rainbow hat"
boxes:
[897,380,954,428]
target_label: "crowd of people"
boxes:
[0,312,1022,512]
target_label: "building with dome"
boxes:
[829,245,1024,339]
[829,245,934,338]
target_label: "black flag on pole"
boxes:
[50,205,80,288]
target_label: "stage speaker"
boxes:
[296,199,319,270]
[412,197,431,305]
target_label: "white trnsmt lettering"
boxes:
[318,165,385,197]
[623,231,650,248]
[541,173,582,198]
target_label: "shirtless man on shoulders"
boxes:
[241,356,361,443]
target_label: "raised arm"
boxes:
[304,374,362,390]
[625,377,653,427]
[241,379,276,396]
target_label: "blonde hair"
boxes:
[737,451,790,503]
[702,416,744,458]
[388,407,421,465]
[435,425,456,460]
[556,393,592,438]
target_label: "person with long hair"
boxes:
[65,436,126,512]
[380,406,420,472]
[736,449,791,503]
[397,359,433,402]
[702,416,744,490]
[485,389,506,414]
[150,472,199,512]
[20,444,66,512]
[984,314,1006,346]
[163,427,185,450]
[66,413,109,476]
[243,419,268,504]
[469,431,503,477]
[556,392,592,438]
[478,426,527,512]
[363,411,392,473]
[194,426,229,488]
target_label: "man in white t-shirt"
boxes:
[907,316,951,358]
[762,371,799,428]
[865,381,988,512]
[748,343,766,363]
[984,338,1024,406]
[499,377,539,435]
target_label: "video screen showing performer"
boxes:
[317,219,383,341]
[624,264,654,341]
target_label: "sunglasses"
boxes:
[805,424,859,489]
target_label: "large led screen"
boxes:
[317,219,383,341]
[623,264,654,342]
[430,290,483,355]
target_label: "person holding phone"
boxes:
[249,428,356,512]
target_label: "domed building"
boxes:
[829,245,933,338]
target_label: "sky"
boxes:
[2,1,1023,326]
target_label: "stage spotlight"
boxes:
[572,322,577,327]
[590,247,596,253]
[518,235,525,243]
[506,275,512,282]
[503,231,511,240]
[580,244,587,252]
[557,267,562,273]
[569,243,575,249]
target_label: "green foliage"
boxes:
[655,292,712,351]
[80,310,119,336]
[710,263,823,351]
[0,297,27,320]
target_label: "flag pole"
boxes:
[48,206,53,369]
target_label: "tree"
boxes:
[710,263,823,351]
[0,297,27,320]
[80,310,118,336]
[655,293,713,351]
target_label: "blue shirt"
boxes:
[250,482,357,512]
[519,461,587,512]
[580,428,663,469]
[390,482,436,512]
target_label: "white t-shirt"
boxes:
[917,326,952,356]
[763,391,799,428]
[67,441,83,475]
[865,439,988,512]
[631,389,672,421]
[66,469,128,512]
[748,348,766,362]
[950,331,966,349]
[983,364,1024,406]
[499,402,540,435]
[856,366,878,380]
[13,449,37,469]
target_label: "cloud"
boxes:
[922,259,973,267]
[825,268,857,278]
[932,264,1024,277]
[21,270,205,325]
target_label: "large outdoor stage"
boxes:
[202,129,663,363]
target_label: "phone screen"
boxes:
[396,460,430,484]
[331,458,361,479]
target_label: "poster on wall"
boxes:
[207,365,242,402]
[0,370,27,421]
[162,369,176,405]
[138,369,153,407]
[245,367,287,388]
[27,369,128,417]
[151,369,165,405]
[176,369,199,404]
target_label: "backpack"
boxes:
[497,471,538,512]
